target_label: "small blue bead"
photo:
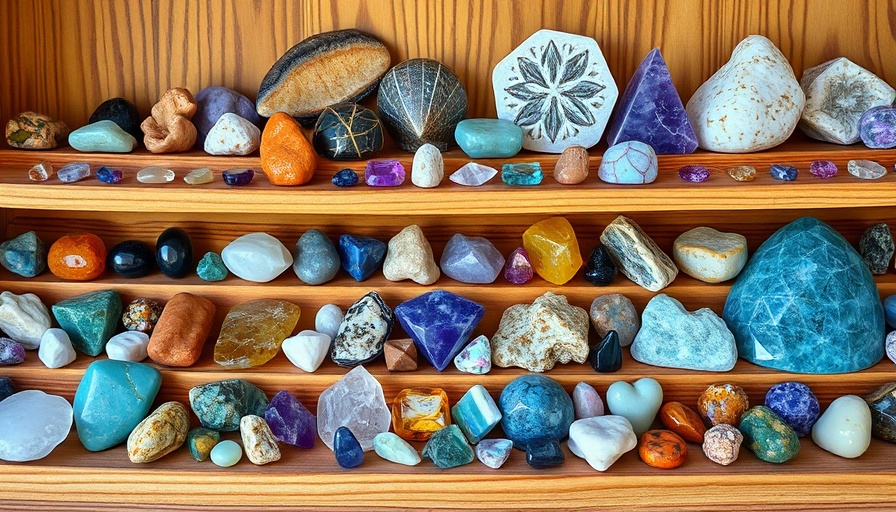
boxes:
[96,166,123,184]
[333,426,364,468]
[222,168,254,186]
[333,169,359,187]
[770,164,798,181]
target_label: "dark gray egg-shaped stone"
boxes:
[377,58,468,152]
[89,98,142,140]
[256,29,391,126]
[312,103,384,160]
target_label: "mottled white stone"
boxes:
[240,414,281,465]
[315,304,344,340]
[568,415,637,471]
[0,390,73,462]
[411,143,444,188]
[282,329,331,373]
[316,366,391,452]
[105,331,150,362]
[204,113,261,156]
[38,328,76,369]
[811,395,872,459]
[0,291,51,349]
[382,225,440,285]
[686,35,805,153]
[600,216,678,292]
[221,232,293,283]
[493,29,618,153]
[673,227,748,283]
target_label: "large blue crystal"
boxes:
[338,234,386,282]
[723,217,885,373]
[393,290,485,371]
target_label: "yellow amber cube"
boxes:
[391,387,451,441]
[522,217,583,285]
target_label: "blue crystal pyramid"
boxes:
[338,234,386,281]
[394,290,485,371]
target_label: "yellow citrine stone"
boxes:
[391,388,451,441]
[522,217,583,285]
[214,299,301,369]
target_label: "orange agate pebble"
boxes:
[638,429,688,469]
[47,234,106,281]
[260,112,316,186]
[659,401,707,443]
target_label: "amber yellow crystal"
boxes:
[522,217,583,285]
[392,388,451,441]
[214,299,301,368]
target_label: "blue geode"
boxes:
[723,217,884,374]
[393,290,484,371]
[499,375,573,450]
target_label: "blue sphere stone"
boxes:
[499,375,573,450]
[764,382,820,437]
[885,295,896,328]
[333,169,359,187]
[333,426,364,468]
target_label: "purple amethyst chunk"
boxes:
[677,165,710,183]
[264,390,316,448]
[809,160,838,179]
[365,160,405,187]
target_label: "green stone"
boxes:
[189,379,269,432]
[421,424,474,469]
[187,427,221,462]
[196,252,228,282]
[454,118,523,158]
[68,120,137,153]
[739,405,800,463]
[0,231,47,277]
[52,290,122,356]
[501,162,543,186]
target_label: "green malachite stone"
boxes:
[187,427,221,462]
[196,252,228,282]
[421,424,474,469]
[739,406,800,463]
[189,379,269,432]
[51,290,122,356]
[501,162,543,186]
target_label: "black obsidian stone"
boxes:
[584,243,617,286]
[313,103,384,160]
[377,58,468,152]
[89,98,142,139]
[109,240,154,278]
[525,438,564,469]
[590,330,622,373]
[155,228,193,278]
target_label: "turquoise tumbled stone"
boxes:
[501,162,543,186]
[52,290,122,356]
[724,217,885,373]
[0,231,47,277]
[451,384,502,443]
[189,379,269,431]
[196,252,228,281]
[454,118,523,158]
[421,424,474,469]
[68,120,137,153]
[499,375,574,449]
[73,360,161,451]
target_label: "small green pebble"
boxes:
[421,424,474,469]
[196,252,228,282]
[739,405,800,463]
[210,439,242,467]
[187,427,221,462]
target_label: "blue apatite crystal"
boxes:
[73,360,161,451]
[96,166,123,184]
[393,290,485,371]
[501,163,543,186]
[606,48,697,154]
[764,382,820,437]
[439,233,505,284]
[770,164,798,181]
[338,234,386,281]
[333,426,364,468]
[0,231,47,277]
[525,437,564,469]
[332,169,360,187]
[499,375,574,450]
[454,118,523,158]
[884,294,896,327]
[451,384,502,443]
[723,217,885,373]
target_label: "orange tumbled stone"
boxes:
[697,383,750,426]
[391,387,451,441]
[260,112,316,186]
[638,429,688,469]
[47,234,106,281]
[659,402,707,443]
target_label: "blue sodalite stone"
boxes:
[885,295,896,328]
[332,168,360,187]
[770,164,798,181]
[333,426,364,468]
[338,234,386,281]
[723,217,885,373]
[0,376,15,402]
[439,233,505,284]
[764,382,820,437]
[393,290,485,371]
[501,163,543,186]
[96,166,123,184]
[605,48,697,154]
[293,229,340,285]
[454,118,523,158]
[73,360,161,451]
[525,437,564,469]
[499,375,574,450]
[0,231,46,277]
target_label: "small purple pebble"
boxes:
[809,160,838,179]
[677,165,710,183]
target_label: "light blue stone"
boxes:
[724,217,885,374]
[68,120,137,153]
[0,231,46,278]
[501,162,543,186]
[210,439,242,467]
[373,432,421,466]
[73,360,161,451]
[885,295,896,328]
[439,233,505,284]
[597,141,658,184]
[455,118,523,158]
[476,438,513,469]
[293,229,340,285]
[630,294,737,371]
[451,384,502,443]
[499,375,574,449]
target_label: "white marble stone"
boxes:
[673,227,748,283]
[38,328,76,369]
[568,415,637,471]
[106,331,150,362]
[493,29,618,153]
[0,291,51,349]
[411,143,444,188]
[0,390,73,462]
[221,232,293,283]
[314,304,344,340]
[204,113,261,156]
[282,329,331,373]
[811,395,872,459]
[686,35,805,153]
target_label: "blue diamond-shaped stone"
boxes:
[723,217,884,373]
[393,290,485,371]
[338,234,386,282]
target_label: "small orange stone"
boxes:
[391,387,451,441]
[260,112,316,186]
[660,401,707,443]
[697,383,750,426]
[638,429,688,469]
[47,234,106,281]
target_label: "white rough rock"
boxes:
[686,35,806,153]
[0,291,52,349]
[0,390,73,462]
[600,215,678,292]
[38,328,76,369]
[314,304,344,340]
[411,143,444,188]
[240,414,281,465]
[204,113,261,156]
[382,225,440,285]
[282,329,331,373]
[221,232,293,283]
[811,395,872,459]
[673,227,748,283]
[316,366,391,452]
[105,331,150,362]
[568,415,637,471]
[491,292,589,372]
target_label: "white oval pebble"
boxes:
[282,329,331,373]
[314,304,344,340]
[204,113,261,156]
[411,143,444,188]
[106,331,150,362]
[221,232,293,283]
[811,395,872,458]
[38,328,76,369]
[210,439,243,467]
[568,415,637,471]
[0,390,73,461]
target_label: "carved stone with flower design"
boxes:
[493,29,618,153]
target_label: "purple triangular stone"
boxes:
[606,48,697,154]
[394,290,485,371]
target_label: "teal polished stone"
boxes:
[421,424,475,469]
[0,231,47,277]
[73,360,161,451]
[723,217,885,373]
[501,162,543,186]
[52,290,122,356]
[455,118,523,158]
[739,406,800,463]
[68,120,137,153]
[451,384,502,443]
[196,252,228,282]
[189,379,269,432]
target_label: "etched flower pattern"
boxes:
[505,40,606,143]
